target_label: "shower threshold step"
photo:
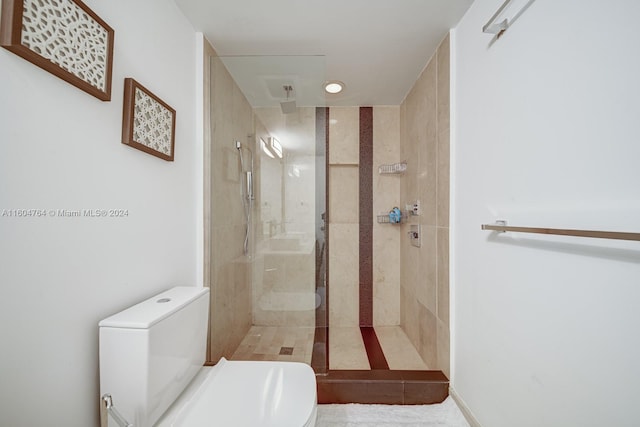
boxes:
[316,369,449,404]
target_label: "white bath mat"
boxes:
[316,397,470,427]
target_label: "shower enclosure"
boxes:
[205,54,328,371]
[202,37,451,405]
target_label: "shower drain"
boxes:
[279,346,294,355]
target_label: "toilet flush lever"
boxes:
[100,394,133,427]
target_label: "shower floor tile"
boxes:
[329,327,371,370]
[329,326,428,371]
[374,326,428,370]
[231,326,315,364]
[231,325,428,370]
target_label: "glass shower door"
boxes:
[207,55,327,370]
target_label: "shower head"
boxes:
[280,85,296,114]
[280,100,296,114]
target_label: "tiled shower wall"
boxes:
[205,35,450,370]
[328,107,361,327]
[207,55,254,362]
[328,106,401,327]
[372,107,402,326]
[400,34,450,376]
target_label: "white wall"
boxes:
[452,1,640,426]
[0,1,197,426]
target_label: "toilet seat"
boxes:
[156,358,317,427]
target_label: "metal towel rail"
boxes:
[482,0,537,37]
[481,221,640,242]
[100,394,133,427]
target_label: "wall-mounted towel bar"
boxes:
[483,0,537,38]
[481,221,640,242]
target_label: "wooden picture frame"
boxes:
[0,0,114,101]
[122,78,176,162]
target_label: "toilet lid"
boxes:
[156,358,317,427]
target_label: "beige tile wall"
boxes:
[328,106,403,328]
[208,55,255,362]
[329,166,359,223]
[373,106,401,326]
[328,107,360,327]
[436,34,451,377]
[329,106,401,327]
[400,33,450,376]
[329,107,360,165]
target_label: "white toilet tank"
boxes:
[99,286,210,427]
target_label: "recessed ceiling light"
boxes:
[324,80,345,94]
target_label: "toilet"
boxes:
[99,286,317,427]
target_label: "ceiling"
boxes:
[174,0,474,107]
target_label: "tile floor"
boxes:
[231,325,428,371]
[230,325,315,363]
[329,327,371,369]
[329,326,428,370]
[375,326,429,370]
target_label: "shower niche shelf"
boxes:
[378,161,407,175]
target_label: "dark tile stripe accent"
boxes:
[360,327,389,369]
[359,107,373,327]
[316,370,449,404]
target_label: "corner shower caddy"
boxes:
[376,213,405,224]
[377,199,420,225]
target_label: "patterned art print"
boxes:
[0,0,114,100]
[133,88,174,156]
[21,0,109,91]
[122,78,176,161]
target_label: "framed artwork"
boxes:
[122,78,176,162]
[0,0,114,101]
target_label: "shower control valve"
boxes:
[408,224,421,248]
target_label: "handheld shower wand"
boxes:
[236,140,254,202]
[236,140,254,256]
[245,171,253,201]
